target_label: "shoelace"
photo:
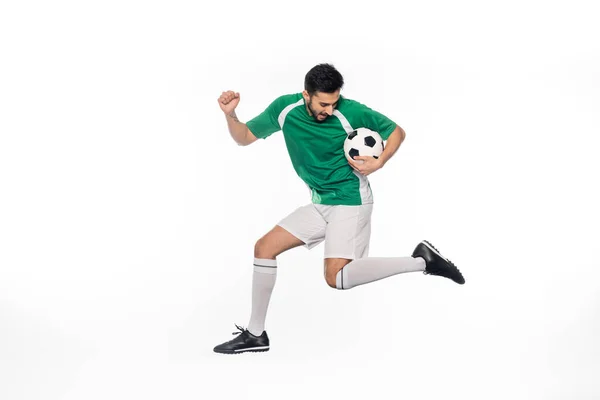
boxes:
[232,324,247,335]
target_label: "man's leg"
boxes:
[321,203,420,288]
[328,245,464,289]
[321,204,464,290]
[248,203,327,336]
[214,204,327,354]
[248,225,304,336]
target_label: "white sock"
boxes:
[247,258,277,336]
[335,257,425,290]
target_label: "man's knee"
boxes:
[254,236,274,259]
[324,258,352,289]
[325,271,337,288]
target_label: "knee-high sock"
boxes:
[247,258,277,336]
[336,257,425,290]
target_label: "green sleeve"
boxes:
[346,99,398,140]
[246,96,285,139]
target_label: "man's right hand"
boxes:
[218,91,241,114]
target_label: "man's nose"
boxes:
[325,106,333,115]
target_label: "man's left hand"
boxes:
[348,156,384,176]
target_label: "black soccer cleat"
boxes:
[412,240,465,284]
[213,324,270,354]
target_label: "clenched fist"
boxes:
[218,91,241,114]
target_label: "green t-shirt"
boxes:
[246,93,397,206]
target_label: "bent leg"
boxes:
[248,205,326,336]
[248,225,304,336]
[321,204,425,290]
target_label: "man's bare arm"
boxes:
[224,110,258,146]
[378,125,405,166]
[218,90,258,146]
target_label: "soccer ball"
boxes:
[343,127,384,164]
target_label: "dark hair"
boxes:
[304,63,344,95]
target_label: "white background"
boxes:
[1,0,599,399]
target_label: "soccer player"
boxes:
[213,63,465,354]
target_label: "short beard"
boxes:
[307,96,327,123]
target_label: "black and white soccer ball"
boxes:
[343,127,384,164]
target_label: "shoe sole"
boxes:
[214,346,270,354]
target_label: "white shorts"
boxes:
[277,203,373,260]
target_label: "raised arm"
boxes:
[217,91,258,146]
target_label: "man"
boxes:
[214,63,464,354]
